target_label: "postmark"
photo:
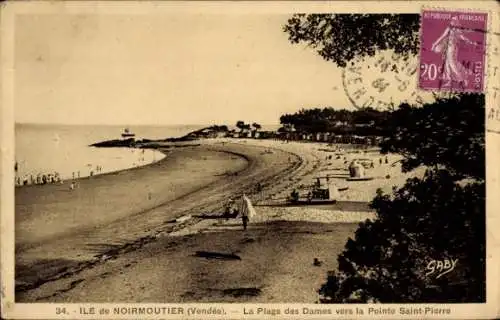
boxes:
[419,9,488,93]
[342,51,428,110]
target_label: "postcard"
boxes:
[1,1,499,319]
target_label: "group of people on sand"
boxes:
[15,172,63,186]
[14,171,83,192]
[15,163,105,188]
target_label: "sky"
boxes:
[14,13,349,126]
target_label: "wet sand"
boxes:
[15,139,425,302]
[16,146,247,248]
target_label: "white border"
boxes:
[1,1,499,319]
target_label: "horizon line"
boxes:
[15,122,282,127]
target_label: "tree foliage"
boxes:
[319,169,485,303]
[283,13,486,303]
[381,93,485,180]
[236,121,251,131]
[252,122,262,130]
[236,121,245,130]
[279,107,390,135]
[316,97,485,303]
[283,14,420,67]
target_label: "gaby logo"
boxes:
[425,258,458,278]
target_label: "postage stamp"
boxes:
[419,9,488,93]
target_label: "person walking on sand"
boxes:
[239,194,256,231]
[224,198,235,219]
[241,209,249,231]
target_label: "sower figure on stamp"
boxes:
[431,16,483,85]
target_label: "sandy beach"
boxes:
[15,139,425,302]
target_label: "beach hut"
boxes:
[349,160,365,178]
[323,132,331,142]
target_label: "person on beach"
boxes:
[256,183,262,192]
[239,194,256,231]
[69,181,75,190]
[224,198,235,219]
[242,211,249,230]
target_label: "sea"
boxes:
[14,123,206,183]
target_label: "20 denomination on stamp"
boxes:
[419,9,488,92]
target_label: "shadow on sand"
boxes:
[193,251,241,260]
[15,258,83,299]
[255,200,372,212]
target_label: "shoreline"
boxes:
[15,139,424,302]
[15,144,251,249]
[15,147,167,188]
[15,141,300,297]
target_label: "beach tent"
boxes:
[349,161,365,178]
[239,194,256,219]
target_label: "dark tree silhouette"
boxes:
[280,107,390,135]
[252,122,262,130]
[319,169,485,303]
[380,94,484,180]
[284,14,485,303]
[236,121,245,130]
[284,14,420,67]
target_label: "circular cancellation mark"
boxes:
[342,52,427,111]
